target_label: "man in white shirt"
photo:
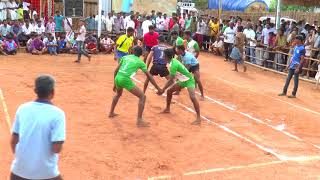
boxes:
[0,1,7,21]
[34,20,45,35]
[11,75,65,180]
[142,16,153,36]
[155,13,165,32]
[195,18,206,49]
[6,0,18,20]
[21,20,34,35]
[125,15,135,30]
[243,23,256,63]
[223,22,236,61]
[105,12,113,33]
[262,23,275,46]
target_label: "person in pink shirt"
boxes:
[179,13,186,30]
[46,17,56,37]
[163,13,170,32]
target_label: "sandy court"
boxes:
[0,52,319,179]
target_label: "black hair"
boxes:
[164,48,175,60]
[237,26,244,32]
[132,46,143,57]
[127,27,134,33]
[148,25,155,30]
[171,31,178,36]
[184,30,191,36]
[176,45,185,51]
[158,35,165,43]
[35,75,55,99]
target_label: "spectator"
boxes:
[34,20,45,35]
[10,75,65,180]
[86,15,96,32]
[210,36,224,56]
[46,17,56,37]
[279,35,306,98]
[210,17,219,42]
[2,34,18,55]
[46,35,58,55]
[262,23,275,46]
[189,16,197,35]
[194,17,206,49]
[223,22,236,61]
[26,32,36,52]
[156,12,165,32]
[7,0,18,21]
[100,33,114,54]
[179,13,185,30]
[163,13,169,32]
[0,37,7,55]
[125,15,135,30]
[17,4,23,20]
[169,12,177,30]
[230,26,247,72]
[31,34,45,55]
[0,19,12,37]
[0,1,7,21]
[264,32,276,68]
[85,33,98,54]
[113,12,124,34]
[171,17,180,34]
[54,11,64,34]
[184,14,192,31]
[142,16,153,36]
[57,35,70,54]
[19,19,33,46]
[105,12,113,33]
[243,23,256,63]
[275,29,288,72]
[302,29,316,76]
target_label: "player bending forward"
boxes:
[109,46,162,127]
[143,35,170,93]
[158,48,201,125]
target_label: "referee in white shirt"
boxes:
[11,75,66,180]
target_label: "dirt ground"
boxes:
[0,52,319,180]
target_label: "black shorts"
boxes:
[145,46,153,52]
[150,64,169,77]
[188,64,200,73]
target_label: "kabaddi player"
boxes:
[158,48,201,125]
[176,45,204,99]
[109,46,162,127]
[184,30,200,58]
[143,35,170,93]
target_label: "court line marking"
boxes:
[194,91,320,150]
[132,78,294,161]
[214,77,320,116]
[147,155,320,180]
[0,88,12,132]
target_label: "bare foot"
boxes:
[191,119,201,125]
[243,66,247,72]
[88,55,92,62]
[200,96,205,101]
[108,113,119,118]
[232,69,238,72]
[74,60,80,63]
[161,108,170,114]
[137,120,150,127]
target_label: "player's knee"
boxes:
[189,93,196,100]
[140,94,146,101]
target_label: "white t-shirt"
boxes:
[125,20,135,30]
[11,101,66,179]
[156,17,165,31]
[223,27,236,44]
[105,17,113,32]
[142,20,153,35]
[262,28,275,45]
[34,25,46,35]
[213,40,223,48]
[64,18,73,32]
[22,1,30,11]
[76,25,86,41]
[22,24,34,35]
[243,29,256,47]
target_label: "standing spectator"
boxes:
[46,17,56,37]
[156,12,165,32]
[7,0,18,20]
[190,16,197,35]
[171,17,180,34]
[163,13,170,32]
[184,14,192,31]
[75,19,91,63]
[17,4,23,20]
[143,25,159,62]
[10,75,65,180]
[142,16,153,36]
[264,32,276,68]
[64,17,73,34]
[179,13,186,30]
[302,29,316,76]
[0,19,11,37]
[184,30,200,58]
[34,20,45,35]
[279,36,305,98]
[54,11,64,35]
[169,12,177,30]
[230,26,247,72]
[275,29,288,71]
[223,22,236,61]
[105,13,113,33]
[125,15,135,30]
[210,17,219,42]
[243,23,256,63]
[113,13,124,34]
[151,10,156,25]
[194,17,206,49]
[262,23,275,46]
[86,15,96,32]
[0,1,7,21]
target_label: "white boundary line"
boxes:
[215,77,320,116]
[147,155,320,180]
[0,88,12,132]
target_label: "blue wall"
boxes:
[208,0,269,12]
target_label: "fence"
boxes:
[201,10,320,24]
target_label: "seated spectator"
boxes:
[0,19,11,37]
[69,37,78,54]
[85,33,98,54]
[10,20,22,46]
[34,20,45,35]
[99,33,114,54]
[57,35,70,53]
[19,19,34,46]
[0,38,8,55]
[31,34,45,55]
[210,36,224,56]
[46,35,58,55]
[2,34,18,55]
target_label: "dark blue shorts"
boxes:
[115,50,128,59]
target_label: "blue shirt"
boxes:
[121,0,133,13]
[86,17,95,31]
[181,52,199,66]
[290,45,305,69]
[11,101,66,179]
[152,44,167,65]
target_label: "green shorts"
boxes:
[115,75,135,90]
[177,77,195,89]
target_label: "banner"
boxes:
[112,0,176,15]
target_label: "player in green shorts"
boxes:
[109,46,162,127]
[158,48,201,125]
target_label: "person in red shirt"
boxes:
[169,12,177,30]
[143,25,159,62]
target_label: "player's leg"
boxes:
[143,78,150,93]
[162,83,182,113]
[187,87,201,125]
[193,70,204,99]
[128,86,150,127]
[109,88,123,118]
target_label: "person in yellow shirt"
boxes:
[115,27,135,62]
[17,4,24,20]
[210,18,219,42]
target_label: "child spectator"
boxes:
[210,36,224,56]
[2,34,18,55]
[85,33,98,54]
[100,33,114,54]
[46,35,58,55]
[46,17,56,37]
[265,32,276,68]
[230,26,247,72]
[0,38,8,55]
[57,35,70,53]
[31,34,45,55]
[26,33,35,52]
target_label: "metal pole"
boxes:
[218,0,222,32]
[275,0,281,30]
[98,0,102,37]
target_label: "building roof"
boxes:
[282,0,320,7]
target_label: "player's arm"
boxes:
[296,55,305,74]
[146,51,154,68]
[145,71,161,92]
[11,133,19,154]
[162,75,175,93]
[194,43,200,58]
